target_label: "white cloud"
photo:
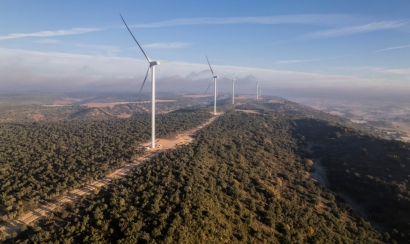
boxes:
[129,14,357,28]
[0,14,354,42]
[36,38,61,44]
[305,21,407,38]
[0,27,102,41]
[375,44,410,53]
[75,43,121,56]
[0,48,408,94]
[141,42,192,49]
[275,59,318,64]
[376,68,410,75]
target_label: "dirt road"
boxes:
[0,115,219,237]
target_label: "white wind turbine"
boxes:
[204,55,218,115]
[222,74,241,104]
[120,14,160,149]
[255,79,259,100]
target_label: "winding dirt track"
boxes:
[0,115,219,237]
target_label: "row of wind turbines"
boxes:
[203,56,261,113]
[121,14,262,148]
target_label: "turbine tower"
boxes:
[222,74,241,104]
[256,80,259,100]
[120,14,160,149]
[205,55,218,115]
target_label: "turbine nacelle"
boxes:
[213,75,218,79]
[150,61,160,66]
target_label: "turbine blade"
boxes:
[234,73,242,79]
[204,79,214,94]
[205,55,214,76]
[120,14,151,63]
[137,67,151,98]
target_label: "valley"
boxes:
[0,93,409,243]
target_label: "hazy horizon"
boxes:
[0,1,409,102]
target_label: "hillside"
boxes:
[7,110,383,243]
[0,109,212,221]
[2,97,410,243]
[0,92,212,122]
[294,118,410,242]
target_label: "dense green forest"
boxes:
[8,111,383,243]
[2,96,410,243]
[0,109,211,221]
[294,118,410,242]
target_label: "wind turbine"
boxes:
[204,55,218,115]
[222,74,241,104]
[120,14,160,149]
[255,79,259,100]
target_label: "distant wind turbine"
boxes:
[222,74,241,104]
[120,14,161,149]
[253,78,259,100]
[204,55,218,115]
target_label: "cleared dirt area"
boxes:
[117,113,132,118]
[236,109,260,114]
[0,115,219,237]
[267,99,284,104]
[183,94,212,98]
[351,119,367,124]
[142,114,219,150]
[31,114,45,121]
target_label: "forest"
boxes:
[294,118,410,242]
[1,96,410,243]
[0,108,211,221]
[7,110,383,243]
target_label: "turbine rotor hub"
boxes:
[150,61,160,66]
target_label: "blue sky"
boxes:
[0,0,409,98]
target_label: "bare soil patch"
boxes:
[183,94,213,98]
[142,115,219,150]
[31,114,45,121]
[117,113,132,118]
[267,99,284,104]
[236,109,260,114]
[351,119,367,124]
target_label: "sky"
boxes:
[0,0,409,100]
